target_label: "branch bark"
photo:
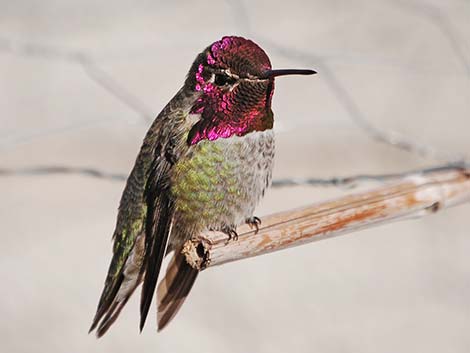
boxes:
[183,168,470,270]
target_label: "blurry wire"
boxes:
[0,37,154,126]
[0,116,119,150]
[272,162,469,188]
[0,166,126,181]
[73,54,154,122]
[226,0,468,164]
[394,0,470,78]
[1,163,468,189]
[0,38,155,150]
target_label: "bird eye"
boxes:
[214,73,236,86]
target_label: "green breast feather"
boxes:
[171,140,243,226]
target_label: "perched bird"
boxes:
[89,36,315,337]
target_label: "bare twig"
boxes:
[183,168,470,270]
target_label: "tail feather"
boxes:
[157,250,198,331]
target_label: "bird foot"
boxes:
[246,216,261,234]
[221,225,239,244]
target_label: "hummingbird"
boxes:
[89,36,315,337]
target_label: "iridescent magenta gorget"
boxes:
[186,36,275,145]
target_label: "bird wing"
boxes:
[138,152,174,331]
[90,91,190,336]
[89,156,152,337]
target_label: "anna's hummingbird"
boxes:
[89,36,315,337]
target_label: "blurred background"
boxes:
[1,1,470,352]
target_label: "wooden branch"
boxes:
[183,168,470,270]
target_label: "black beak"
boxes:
[261,69,317,79]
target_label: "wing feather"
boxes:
[90,89,190,336]
[139,158,174,331]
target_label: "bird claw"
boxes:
[222,226,239,244]
[246,216,261,234]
